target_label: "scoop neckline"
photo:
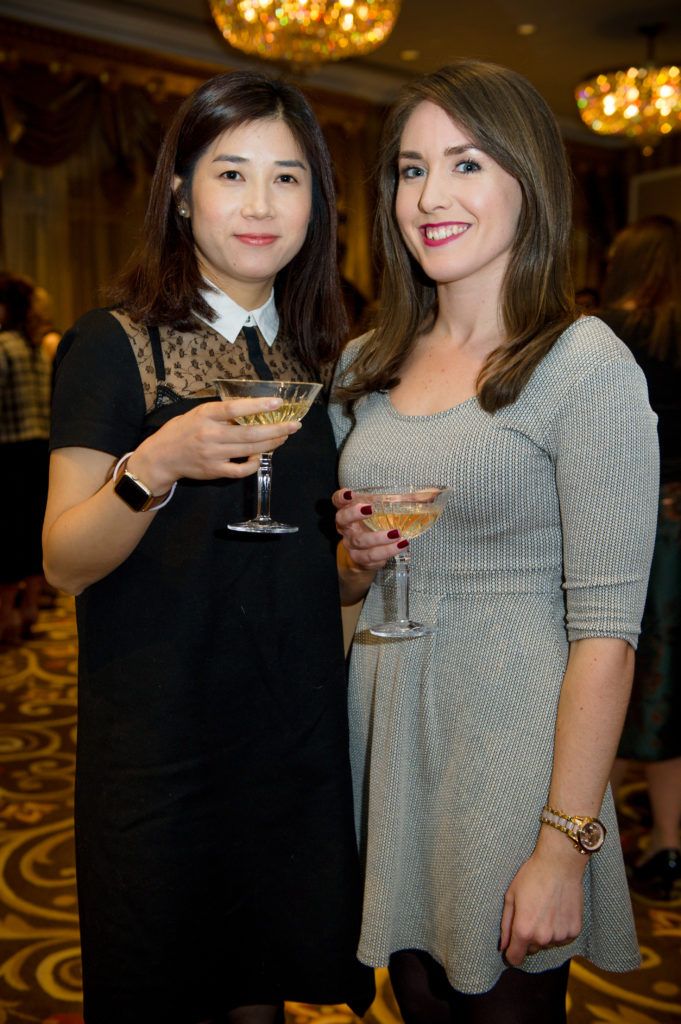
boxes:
[381,390,479,421]
[378,316,596,421]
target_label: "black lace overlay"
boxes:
[110,309,324,413]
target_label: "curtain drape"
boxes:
[0,59,379,336]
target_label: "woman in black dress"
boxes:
[42,72,373,1024]
[602,215,681,901]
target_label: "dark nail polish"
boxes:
[360,505,372,515]
[387,529,400,539]
[342,490,352,500]
[397,539,409,549]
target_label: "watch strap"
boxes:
[540,804,606,854]
[112,452,177,512]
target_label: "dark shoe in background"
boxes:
[629,848,681,902]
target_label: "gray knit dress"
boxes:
[329,316,659,994]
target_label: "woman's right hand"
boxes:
[43,396,301,596]
[333,488,408,572]
[127,396,301,493]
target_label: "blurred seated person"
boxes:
[0,272,51,643]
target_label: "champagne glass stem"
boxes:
[255,451,274,522]
[394,551,412,626]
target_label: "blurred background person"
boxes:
[602,215,681,902]
[29,282,62,362]
[0,271,52,644]
[575,285,600,312]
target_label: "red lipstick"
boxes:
[420,223,470,247]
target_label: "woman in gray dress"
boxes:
[330,60,658,1023]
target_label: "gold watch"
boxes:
[113,454,174,512]
[540,805,606,855]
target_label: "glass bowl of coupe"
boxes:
[352,486,451,637]
[213,377,322,533]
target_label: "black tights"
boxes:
[389,950,570,1024]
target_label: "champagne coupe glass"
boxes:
[213,378,322,534]
[354,486,451,638]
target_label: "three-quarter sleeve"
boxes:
[51,309,146,457]
[328,334,369,450]
[548,357,659,648]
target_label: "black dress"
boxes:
[50,309,374,1023]
[0,329,51,583]
[599,307,681,762]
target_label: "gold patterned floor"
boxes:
[0,597,679,1023]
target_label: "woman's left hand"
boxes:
[499,830,587,966]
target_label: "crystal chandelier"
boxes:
[575,26,681,142]
[209,0,402,66]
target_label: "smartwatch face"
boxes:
[115,472,151,512]
[578,820,606,852]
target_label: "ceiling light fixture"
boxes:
[575,24,681,143]
[209,0,402,66]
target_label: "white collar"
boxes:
[197,285,279,348]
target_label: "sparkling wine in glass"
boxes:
[354,486,451,638]
[213,378,322,534]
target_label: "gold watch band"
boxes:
[540,805,606,855]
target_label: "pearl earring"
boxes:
[178,202,190,218]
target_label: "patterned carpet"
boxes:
[0,597,679,1024]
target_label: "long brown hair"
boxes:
[109,71,347,374]
[602,215,681,363]
[336,60,577,413]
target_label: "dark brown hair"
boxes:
[110,71,347,374]
[602,215,681,363]
[335,59,577,412]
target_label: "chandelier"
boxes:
[575,26,681,142]
[208,0,402,66]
